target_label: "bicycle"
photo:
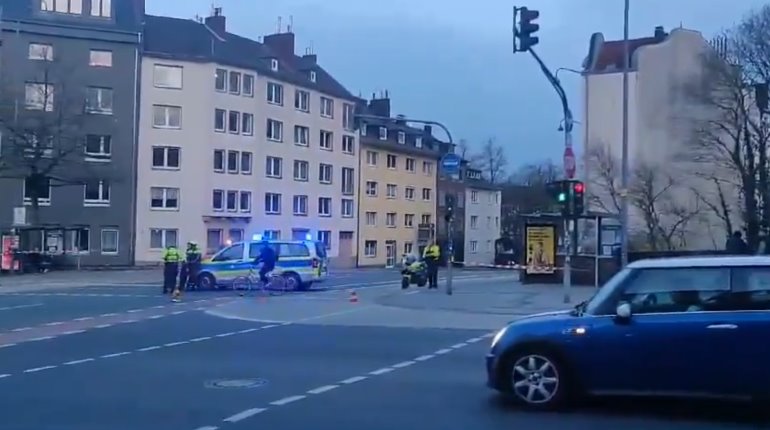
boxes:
[231,266,289,297]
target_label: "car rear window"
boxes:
[314,241,327,259]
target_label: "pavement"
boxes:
[0,268,763,430]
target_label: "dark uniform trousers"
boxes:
[163,261,179,294]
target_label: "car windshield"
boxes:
[583,268,632,315]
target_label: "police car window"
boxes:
[248,243,261,259]
[731,267,770,310]
[217,244,244,261]
[620,267,730,314]
[279,243,310,257]
[314,242,327,258]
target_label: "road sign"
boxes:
[563,147,576,179]
[441,153,462,174]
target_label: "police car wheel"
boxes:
[198,273,215,290]
[283,272,301,291]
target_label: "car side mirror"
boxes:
[615,302,632,320]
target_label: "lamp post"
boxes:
[620,0,630,267]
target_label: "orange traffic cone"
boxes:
[348,290,358,304]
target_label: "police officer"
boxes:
[161,244,182,295]
[179,241,202,291]
[422,240,441,289]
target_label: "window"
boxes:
[152,105,181,128]
[89,49,112,67]
[404,214,414,228]
[215,68,226,91]
[342,135,355,154]
[366,151,378,166]
[320,97,334,118]
[422,161,433,175]
[341,167,355,195]
[386,213,396,227]
[228,71,241,94]
[243,74,254,97]
[266,156,282,178]
[293,195,308,216]
[229,229,244,243]
[213,150,224,172]
[152,147,180,169]
[227,151,239,173]
[405,158,416,172]
[470,240,478,253]
[83,180,110,206]
[422,188,432,201]
[319,130,333,150]
[379,127,388,140]
[495,217,499,228]
[42,0,82,14]
[214,109,226,132]
[65,228,90,253]
[206,229,223,253]
[398,132,406,144]
[228,111,240,133]
[239,191,252,212]
[404,242,413,255]
[267,82,283,105]
[241,152,252,174]
[363,213,378,228]
[153,64,182,89]
[226,190,238,211]
[293,160,309,181]
[318,197,332,217]
[471,190,479,203]
[365,181,377,197]
[212,189,224,211]
[84,134,111,160]
[28,43,53,61]
[421,214,432,224]
[150,187,179,210]
[319,163,333,184]
[487,216,492,228]
[264,230,281,241]
[150,228,177,250]
[415,137,423,148]
[732,267,770,311]
[242,113,254,135]
[360,124,368,136]
[295,90,310,112]
[386,184,397,199]
[341,199,354,218]
[405,187,415,200]
[25,83,54,111]
[616,268,731,315]
[100,228,119,255]
[216,243,244,261]
[386,154,397,169]
[90,0,110,17]
[23,176,51,205]
[294,126,309,146]
[343,103,355,131]
[487,240,493,252]
[265,193,281,214]
[364,240,377,257]
[270,58,279,71]
[470,216,478,229]
[86,87,113,114]
[266,119,283,141]
[317,230,332,250]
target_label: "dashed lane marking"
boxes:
[24,365,57,373]
[269,395,306,406]
[222,408,266,423]
[391,360,415,368]
[0,303,44,312]
[369,367,394,376]
[340,376,368,384]
[306,385,338,395]
[63,358,94,365]
[101,352,131,359]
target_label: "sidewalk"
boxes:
[0,269,161,292]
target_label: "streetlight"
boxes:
[558,118,581,132]
[620,0,630,267]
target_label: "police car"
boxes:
[197,234,329,291]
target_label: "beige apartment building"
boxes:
[357,96,442,267]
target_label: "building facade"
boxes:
[135,10,360,266]
[0,0,142,265]
[357,96,441,267]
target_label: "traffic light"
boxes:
[516,7,540,51]
[546,180,585,217]
[445,194,455,222]
[572,181,585,216]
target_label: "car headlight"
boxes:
[491,326,507,349]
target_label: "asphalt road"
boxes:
[0,269,765,430]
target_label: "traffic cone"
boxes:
[348,290,358,304]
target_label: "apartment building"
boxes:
[0,0,142,265]
[136,9,360,266]
[357,95,441,267]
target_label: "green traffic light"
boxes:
[557,193,566,202]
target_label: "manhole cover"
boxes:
[204,378,268,389]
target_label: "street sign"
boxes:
[441,153,462,174]
[563,146,576,179]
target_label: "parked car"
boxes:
[486,256,770,409]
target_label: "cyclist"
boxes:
[252,240,277,286]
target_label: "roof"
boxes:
[142,15,356,101]
[629,255,770,269]
[591,37,659,71]
[0,0,143,32]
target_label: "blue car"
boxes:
[486,256,770,409]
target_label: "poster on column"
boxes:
[525,224,556,275]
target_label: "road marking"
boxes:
[138,346,162,352]
[451,342,467,349]
[171,311,186,315]
[238,328,259,334]
[121,320,139,324]
[392,360,415,368]
[307,385,338,394]
[214,332,235,338]
[62,330,86,335]
[0,374,10,379]
[269,395,305,406]
[194,427,219,430]
[164,341,188,347]
[223,408,266,423]
[369,367,394,375]
[0,303,43,312]
[0,343,18,349]
[94,324,112,329]
[43,322,64,326]
[189,336,210,342]
[24,365,56,373]
[435,348,452,355]
[64,358,94,365]
[100,313,118,317]
[340,376,367,384]
[127,309,142,313]
[101,352,131,358]
[466,337,483,343]
[148,315,164,319]
[11,327,31,332]
[74,317,93,321]
[414,354,434,361]
[405,290,420,295]
[29,336,54,342]
[260,324,278,329]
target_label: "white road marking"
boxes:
[0,374,10,379]
[43,322,63,326]
[148,315,164,319]
[153,305,166,309]
[0,303,43,311]
[189,336,210,342]
[101,352,131,358]
[307,384,338,394]
[94,324,112,329]
[223,408,266,423]
[369,367,394,375]
[340,376,367,384]
[100,313,118,317]
[260,324,278,329]
[64,358,95,365]
[171,311,186,315]
[62,330,86,335]
[269,395,306,406]
[73,317,93,321]
[466,337,483,343]
[121,320,139,324]
[214,332,235,338]
[414,354,434,361]
[0,343,17,349]
[164,341,189,347]
[435,348,452,355]
[24,365,56,373]
[405,290,420,295]
[238,328,259,334]
[11,327,31,332]
[137,346,162,352]
[194,427,219,430]
[392,361,415,368]
[29,336,54,342]
[451,342,467,349]
[127,309,142,313]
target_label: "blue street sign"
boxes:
[441,153,461,174]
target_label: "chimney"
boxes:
[302,54,317,65]
[264,32,296,58]
[654,26,667,41]
[205,7,226,35]
[423,125,433,137]
[395,114,406,125]
[368,93,391,118]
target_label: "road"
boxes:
[0,268,763,430]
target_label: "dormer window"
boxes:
[379,127,388,140]
[397,132,406,144]
[310,71,317,83]
[270,59,279,71]
[415,137,423,148]
[41,0,83,14]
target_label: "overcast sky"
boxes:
[146,0,767,170]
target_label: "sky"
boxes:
[146,0,768,172]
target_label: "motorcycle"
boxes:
[401,260,428,289]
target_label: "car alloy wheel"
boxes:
[510,354,560,404]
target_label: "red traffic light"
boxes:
[573,182,584,193]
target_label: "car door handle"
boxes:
[706,324,738,329]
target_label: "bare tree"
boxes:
[477,137,507,184]
[691,177,735,237]
[584,144,621,215]
[508,159,560,186]
[0,52,106,226]
[456,138,481,168]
